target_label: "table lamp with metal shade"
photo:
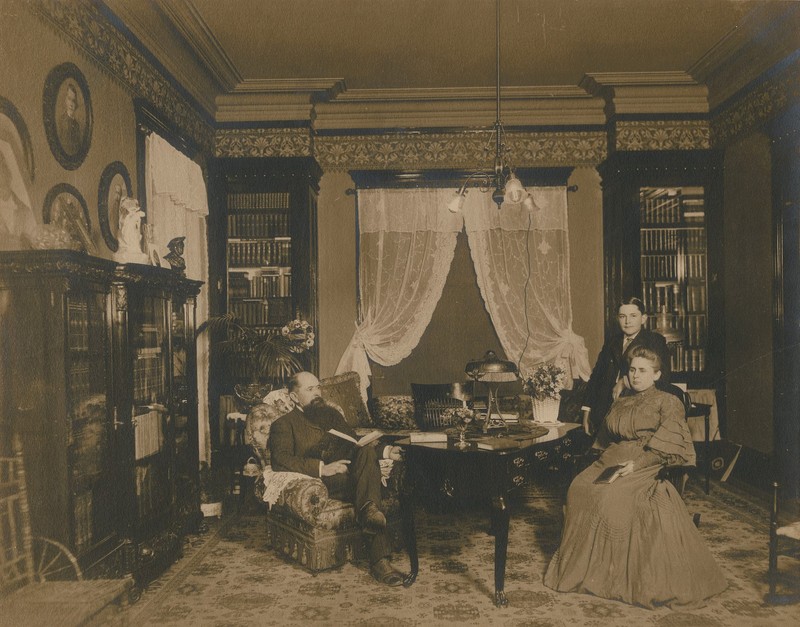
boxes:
[465,350,518,432]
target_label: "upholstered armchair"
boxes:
[244,371,406,572]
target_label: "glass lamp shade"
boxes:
[504,174,526,204]
[447,191,466,213]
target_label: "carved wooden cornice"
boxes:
[214,128,313,158]
[615,120,711,151]
[28,0,214,152]
[115,264,203,298]
[0,250,117,284]
[711,56,800,146]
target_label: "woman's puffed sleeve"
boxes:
[645,393,696,467]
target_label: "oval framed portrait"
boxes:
[42,62,93,170]
[43,183,95,253]
[0,95,35,183]
[98,161,132,252]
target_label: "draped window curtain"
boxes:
[336,189,462,399]
[462,189,591,381]
[145,132,211,463]
[336,186,590,399]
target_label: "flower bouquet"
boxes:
[521,363,566,424]
[441,406,476,448]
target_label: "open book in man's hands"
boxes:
[328,429,383,447]
[313,429,384,463]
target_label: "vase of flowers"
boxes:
[521,362,566,424]
[441,406,476,449]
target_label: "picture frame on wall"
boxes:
[42,62,93,170]
[98,161,132,252]
[43,183,96,253]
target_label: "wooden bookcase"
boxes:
[598,150,724,390]
[214,157,320,386]
[0,251,202,586]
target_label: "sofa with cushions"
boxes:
[244,371,414,573]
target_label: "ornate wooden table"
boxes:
[396,423,581,607]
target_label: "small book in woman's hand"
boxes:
[593,464,628,484]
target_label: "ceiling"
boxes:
[186,0,759,90]
[104,0,797,125]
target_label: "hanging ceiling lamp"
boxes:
[447,0,538,214]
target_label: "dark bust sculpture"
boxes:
[164,236,186,274]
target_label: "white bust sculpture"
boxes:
[115,197,149,264]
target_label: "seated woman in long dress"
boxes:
[544,346,726,609]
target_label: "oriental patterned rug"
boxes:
[122,481,800,626]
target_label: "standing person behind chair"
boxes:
[544,346,726,608]
[269,371,405,586]
[581,296,671,435]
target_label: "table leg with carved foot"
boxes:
[491,495,510,607]
[400,486,418,587]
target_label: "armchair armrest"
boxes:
[262,467,330,525]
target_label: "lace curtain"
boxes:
[145,132,211,463]
[462,189,591,382]
[336,188,462,399]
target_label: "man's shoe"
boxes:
[371,557,403,587]
[358,501,386,535]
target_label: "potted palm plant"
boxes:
[199,313,315,405]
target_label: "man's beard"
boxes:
[304,398,339,428]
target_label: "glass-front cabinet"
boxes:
[599,150,722,389]
[0,251,122,577]
[638,186,709,376]
[112,264,202,586]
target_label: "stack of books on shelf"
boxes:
[67,301,89,351]
[134,408,164,460]
[226,192,289,211]
[227,212,289,238]
[133,348,163,402]
[228,239,291,267]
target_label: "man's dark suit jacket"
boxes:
[269,405,358,478]
[583,328,672,426]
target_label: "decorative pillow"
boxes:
[245,402,286,465]
[319,371,372,428]
[370,395,416,431]
[276,477,330,525]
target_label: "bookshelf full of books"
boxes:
[113,262,203,585]
[217,157,320,388]
[639,186,709,376]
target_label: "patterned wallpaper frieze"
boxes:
[615,120,711,151]
[214,128,313,158]
[29,0,215,153]
[312,130,607,171]
[711,57,800,146]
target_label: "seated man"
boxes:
[269,371,404,586]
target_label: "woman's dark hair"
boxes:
[618,296,646,314]
[628,345,662,373]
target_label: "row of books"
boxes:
[229,270,292,299]
[72,490,93,552]
[640,253,707,281]
[134,409,164,461]
[227,192,290,211]
[642,283,680,315]
[133,354,164,404]
[683,314,707,346]
[670,346,706,373]
[228,239,291,268]
[640,227,706,253]
[69,364,96,401]
[229,297,292,327]
[227,212,290,238]
[640,194,705,225]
